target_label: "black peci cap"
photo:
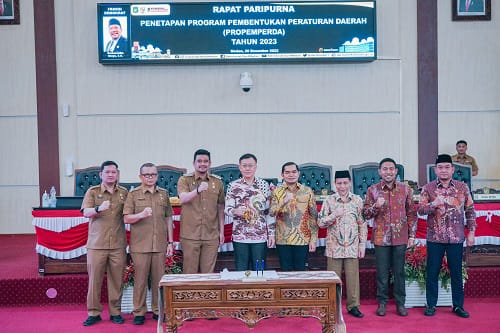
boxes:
[334,170,351,180]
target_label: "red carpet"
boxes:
[2,234,500,306]
[1,299,499,333]
[1,234,500,332]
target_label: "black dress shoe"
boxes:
[347,307,364,318]
[133,315,146,325]
[424,305,436,316]
[397,305,408,317]
[83,315,102,326]
[110,315,124,324]
[376,304,386,316]
[452,306,470,318]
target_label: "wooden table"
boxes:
[158,271,345,333]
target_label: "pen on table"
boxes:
[261,259,264,276]
[255,260,259,275]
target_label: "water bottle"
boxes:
[49,186,57,208]
[42,191,50,208]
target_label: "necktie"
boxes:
[107,40,116,53]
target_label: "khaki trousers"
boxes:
[180,238,219,274]
[131,252,165,316]
[86,248,126,316]
[328,257,360,311]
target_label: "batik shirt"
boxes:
[225,177,275,243]
[318,192,367,258]
[270,183,318,246]
[363,181,417,246]
[418,179,476,244]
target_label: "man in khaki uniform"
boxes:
[178,149,225,273]
[81,161,128,326]
[124,163,174,325]
[451,139,479,176]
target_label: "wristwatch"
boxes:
[95,206,100,213]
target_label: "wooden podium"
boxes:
[158,271,345,333]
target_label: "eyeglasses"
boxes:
[240,164,256,169]
[141,173,158,178]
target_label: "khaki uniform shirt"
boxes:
[451,153,478,174]
[81,184,128,250]
[177,173,225,241]
[123,185,173,253]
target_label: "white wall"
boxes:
[56,0,417,191]
[0,0,498,234]
[438,1,500,190]
[0,1,39,234]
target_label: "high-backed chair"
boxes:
[119,182,141,191]
[349,162,405,198]
[209,164,241,192]
[156,165,187,197]
[298,163,333,194]
[74,166,101,196]
[263,178,279,187]
[426,163,472,190]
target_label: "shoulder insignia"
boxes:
[129,186,141,193]
[209,173,222,180]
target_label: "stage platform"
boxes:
[1,234,499,307]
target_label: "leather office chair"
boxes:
[156,165,187,197]
[209,164,242,193]
[349,162,405,198]
[74,166,101,196]
[263,178,279,187]
[427,163,472,190]
[297,163,333,194]
[118,182,141,191]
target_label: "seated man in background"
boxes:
[451,140,478,176]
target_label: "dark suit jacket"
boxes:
[105,36,130,57]
[459,0,484,13]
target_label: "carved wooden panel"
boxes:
[173,290,221,301]
[226,288,275,301]
[281,288,328,299]
[160,272,342,333]
[174,306,330,327]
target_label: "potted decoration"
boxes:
[121,250,183,312]
[404,244,468,307]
